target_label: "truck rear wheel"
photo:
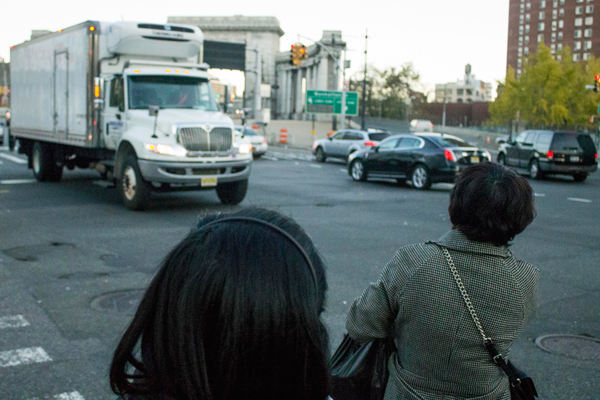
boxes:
[31,141,63,182]
[216,179,248,205]
[119,155,151,210]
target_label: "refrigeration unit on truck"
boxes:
[10,21,252,210]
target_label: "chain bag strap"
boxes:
[439,246,526,390]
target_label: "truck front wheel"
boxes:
[216,179,248,205]
[31,141,63,182]
[119,155,151,210]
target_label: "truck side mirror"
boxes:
[149,105,159,117]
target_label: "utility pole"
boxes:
[247,47,262,122]
[442,83,447,126]
[360,29,368,130]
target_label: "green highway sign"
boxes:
[306,90,359,115]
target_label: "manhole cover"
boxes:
[91,289,146,315]
[535,334,600,361]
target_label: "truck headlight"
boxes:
[145,143,187,156]
[237,143,251,154]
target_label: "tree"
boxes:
[490,43,600,129]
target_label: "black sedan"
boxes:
[347,133,492,189]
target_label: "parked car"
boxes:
[312,129,390,163]
[409,119,434,133]
[348,133,491,190]
[235,126,268,158]
[497,130,598,182]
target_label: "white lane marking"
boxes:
[0,315,30,329]
[0,179,37,185]
[0,347,52,367]
[310,164,322,168]
[0,153,27,164]
[261,156,278,161]
[568,197,592,203]
[534,193,546,197]
[339,168,347,172]
[28,391,85,400]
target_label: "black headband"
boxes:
[197,216,320,297]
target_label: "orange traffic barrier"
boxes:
[326,130,335,137]
[279,128,288,144]
[252,124,259,130]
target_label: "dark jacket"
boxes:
[346,230,539,400]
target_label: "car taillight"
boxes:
[364,141,376,146]
[547,150,554,160]
[595,152,598,159]
[263,138,267,143]
[430,123,433,128]
[444,149,457,162]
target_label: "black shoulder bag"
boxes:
[440,246,538,400]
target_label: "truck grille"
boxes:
[178,127,233,152]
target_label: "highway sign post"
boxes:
[306,90,359,115]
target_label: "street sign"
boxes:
[306,90,359,115]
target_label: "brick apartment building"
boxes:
[507,0,598,77]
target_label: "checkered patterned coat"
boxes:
[346,230,539,400]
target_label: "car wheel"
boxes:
[497,153,506,166]
[350,159,368,182]
[529,160,542,180]
[573,173,587,182]
[119,154,152,211]
[315,147,326,163]
[216,179,248,205]
[31,141,63,182]
[411,164,432,190]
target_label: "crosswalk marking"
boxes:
[0,179,37,185]
[0,153,27,164]
[0,346,52,368]
[0,315,30,329]
[28,391,85,400]
[568,197,592,203]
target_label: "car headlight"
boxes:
[482,150,491,161]
[238,143,251,154]
[144,143,187,157]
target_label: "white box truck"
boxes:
[10,21,252,210]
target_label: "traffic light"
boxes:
[290,44,298,66]
[300,44,308,62]
[595,75,599,92]
[289,43,308,67]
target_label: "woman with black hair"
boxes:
[346,162,540,399]
[110,208,330,400]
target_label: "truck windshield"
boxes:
[127,75,219,111]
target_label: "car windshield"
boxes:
[368,133,390,141]
[426,135,472,148]
[127,75,219,111]
[552,133,595,152]
[243,129,258,136]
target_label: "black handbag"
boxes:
[329,333,397,400]
[439,246,538,400]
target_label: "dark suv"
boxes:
[497,130,598,182]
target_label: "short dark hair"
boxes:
[110,208,329,400]
[449,163,536,246]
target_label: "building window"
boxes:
[520,15,525,24]
[540,0,546,8]
[575,29,582,38]
[584,28,593,37]
[517,69,522,76]
[466,89,473,95]
[558,20,564,28]
[539,11,545,19]
[557,43,563,51]
[456,89,464,95]
[525,35,530,44]
[521,4,525,12]
[575,18,583,26]
[553,0,558,6]
[552,21,557,30]
[558,31,563,40]
[552,32,557,42]
[576,0,583,3]
[527,2,531,11]
[586,5,594,13]
[573,53,581,62]
[585,16,593,25]
[518,47,523,56]
[559,8,564,17]
[576,6,584,14]
[538,33,544,42]
[539,22,545,31]
[553,9,558,19]
[518,58,523,67]
[583,52,591,60]
[584,40,592,50]
[519,36,524,45]
[559,0,564,4]
[557,55,562,61]
[526,24,530,33]
[574,41,582,50]
[526,13,531,21]
[525,47,530,55]
[551,44,556,53]
[520,25,525,35]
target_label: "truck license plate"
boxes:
[570,156,580,162]
[201,177,218,187]
[470,156,480,163]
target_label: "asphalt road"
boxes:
[0,147,599,399]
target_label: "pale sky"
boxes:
[1,0,510,96]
